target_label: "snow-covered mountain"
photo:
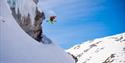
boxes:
[67,33,125,63]
[0,0,74,63]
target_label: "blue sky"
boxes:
[39,0,125,49]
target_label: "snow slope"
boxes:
[0,0,74,63]
[67,33,125,63]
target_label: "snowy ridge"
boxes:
[67,33,125,63]
[0,0,74,63]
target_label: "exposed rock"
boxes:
[33,0,39,4]
[102,54,115,63]
[33,7,45,41]
[7,0,45,42]
[67,33,125,63]
[68,53,78,63]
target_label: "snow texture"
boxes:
[0,0,74,63]
[7,0,37,25]
[67,33,125,63]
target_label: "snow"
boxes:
[67,33,125,63]
[7,0,37,25]
[0,0,74,63]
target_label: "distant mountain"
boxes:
[67,33,125,63]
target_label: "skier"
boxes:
[47,16,56,24]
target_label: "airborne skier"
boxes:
[47,16,56,24]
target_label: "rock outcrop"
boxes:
[7,0,45,42]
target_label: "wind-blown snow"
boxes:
[67,33,125,63]
[0,0,74,63]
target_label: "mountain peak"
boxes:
[67,33,125,63]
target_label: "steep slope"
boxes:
[67,33,125,63]
[0,0,74,63]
